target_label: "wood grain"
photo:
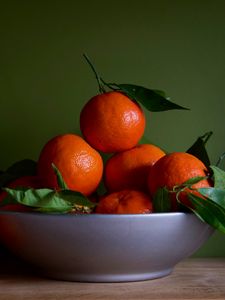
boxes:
[0,255,224,300]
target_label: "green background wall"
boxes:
[0,1,225,256]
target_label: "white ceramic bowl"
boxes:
[0,211,214,282]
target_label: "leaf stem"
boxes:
[83,54,106,94]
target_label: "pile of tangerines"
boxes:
[0,89,211,214]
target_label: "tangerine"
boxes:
[104,144,165,192]
[37,134,103,196]
[148,152,212,211]
[95,189,153,214]
[80,91,146,153]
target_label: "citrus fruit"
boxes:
[80,91,146,153]
[37,134,103,196]
[95,189,153,214]
[104,144,166,192]
[0,175,44,211]
[148,152,212,210]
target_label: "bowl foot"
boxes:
[40,268,173,283]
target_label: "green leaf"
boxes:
[3,187,95,213]
[210,165,225,189]
[28,191,73,213]
[4,187,70,212]
[153,187,172,212]
[152,89,167,98]
[216,152,225,168]
[84,55,188,112]
[6,159,37,176]
[0,159,37,188]
[110,83,189,112]
[172,176,208,196]
[52,163,68,190]
[186,131,212,167]
[187,193,225,233]
[57,190,96,208]
[0,194,18,207]
[181,176,207,187]
[198,187,225,207]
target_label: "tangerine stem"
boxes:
[83,53,105,93]
[100,78,120,91]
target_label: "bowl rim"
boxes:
[0,210,194,219]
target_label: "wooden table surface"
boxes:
[0,255,225,300]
